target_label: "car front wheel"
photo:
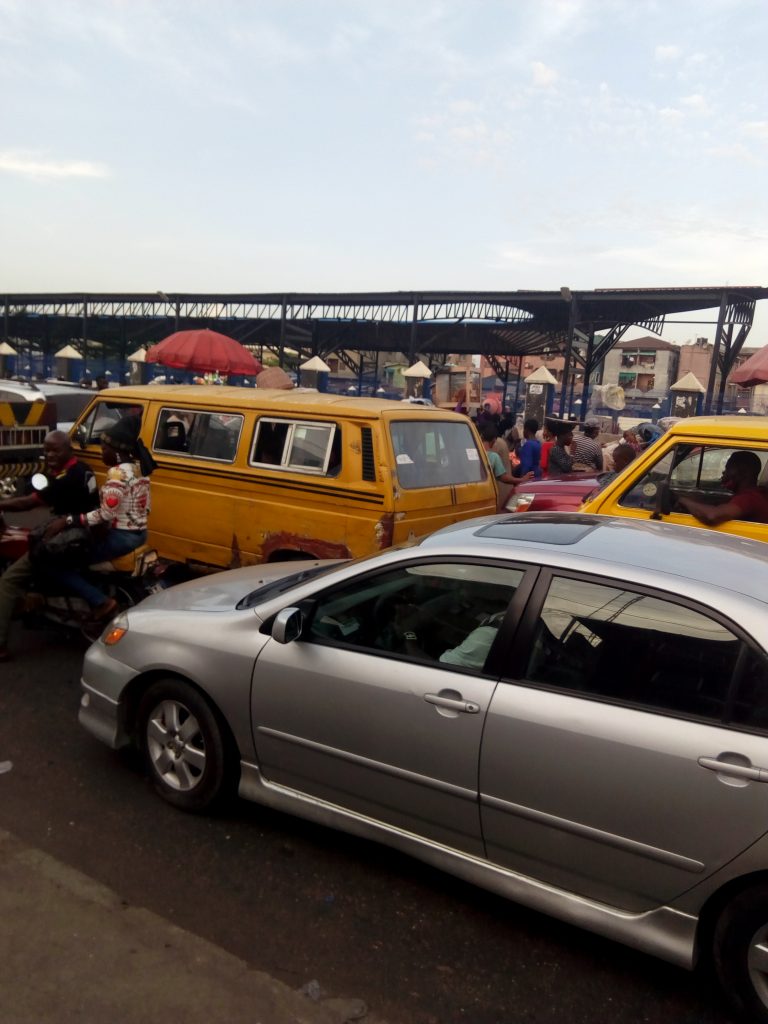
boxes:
[138,679,229,812]
[713,883,768,1022]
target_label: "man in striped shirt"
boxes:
[570,417,604,472]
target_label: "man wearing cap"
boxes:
[0,430,98,661]
[570,417,604,472]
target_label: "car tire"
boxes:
[138,678,229,813]
[713,883,768,1022]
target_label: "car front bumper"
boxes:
[78,642,139,749]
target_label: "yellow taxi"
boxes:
[581,416,768,543]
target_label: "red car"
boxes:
[504,472,604,513]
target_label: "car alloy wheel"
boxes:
[138,678,229,812]
[713,883,768,1023]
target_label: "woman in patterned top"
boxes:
[43,416,155,621]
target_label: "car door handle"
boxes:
[698,756,768,782]
[424,693,480,714]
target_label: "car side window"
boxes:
[524,576,741,721]
[76,401,145,445]
[307,562,525,674]
[728,649,768,732]
[153,407,243,462]
[251,418,339,475]
[618,444,768,512]
[617,448,676,509]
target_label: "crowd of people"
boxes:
[467,398,646,489]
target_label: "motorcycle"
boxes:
[0,478,167,643]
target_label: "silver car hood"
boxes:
[138,560,340,613]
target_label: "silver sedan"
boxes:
[80,512,768,1022]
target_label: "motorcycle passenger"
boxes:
[0,430,99,662]
[41,416,154,624]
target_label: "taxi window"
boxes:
[618,444,768,511]
[153,407,243,462]
[250,418,339,475]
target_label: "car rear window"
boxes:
[389,420,486,488]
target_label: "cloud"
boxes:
[493,246,558,268]
[655,44,681,61]
[531,61,558,88]
[449,99,482,115]
[0,151,109,179]
[680,93,710,114]
[705,142,755,161]
[658,107,683,123]
[743,121,768,140]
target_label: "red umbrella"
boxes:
[729,346,768,388]
[146,329,262,376]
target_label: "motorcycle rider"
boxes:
[40,416,153,625]
[0,430,98,661]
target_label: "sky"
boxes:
[1,0,767,344]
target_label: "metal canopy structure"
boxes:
[4,285,767,412]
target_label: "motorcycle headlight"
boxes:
[506,492,535,512]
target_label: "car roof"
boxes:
[36,382,94,396]
[0,381,46,403]
[107,385,468,420]
[666,415,768,442]
[422,512,768,607]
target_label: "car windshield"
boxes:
[237,537,427,609]
[389,420,486,488]
[237,563,339,609]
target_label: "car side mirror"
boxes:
[272,607,303,644]
[74,424,88,449]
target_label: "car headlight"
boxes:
[102,611,129,646]
[506,492,535,512]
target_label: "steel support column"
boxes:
[558,296,578,416]
[409,297,419,364]
[579,328,595,409]
[279,298,287,368]
[82,300,89,378]
[704,291,729,415]
[513,355,523,414]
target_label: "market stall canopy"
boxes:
[127,347,147,363]
[146,329,262,376]
[729,346,768,388]
[0,342,17,356]
[525,366,558,385]
[299,355,331,372]
[54,344,83,359]
[670,372,706,393]
[403,359,432,378]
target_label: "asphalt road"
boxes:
[0,616,737,1024]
